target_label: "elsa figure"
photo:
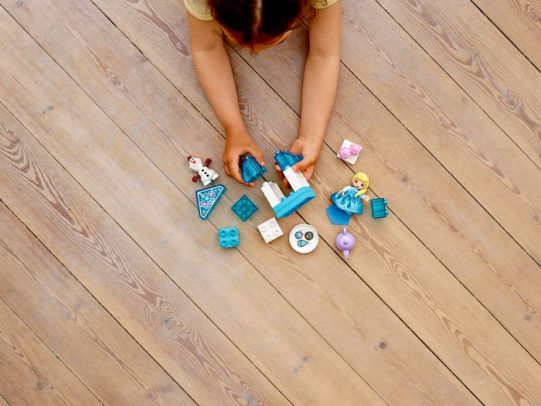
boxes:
[331,172,371,215]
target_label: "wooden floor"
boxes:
[0,0,540,404]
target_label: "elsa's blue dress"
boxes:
[331,186,364,215]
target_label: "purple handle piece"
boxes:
[335,227,355,258]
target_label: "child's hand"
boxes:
[275,136,322,187]
[223,129,265,187]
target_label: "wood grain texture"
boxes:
[375,0,541,165]
[0,110,288,406]
[0,202,195,405]
[239,26,541,363]
[0,106,287,406]
[0,299,100,405]
[471,0,541,70]
[0,8,383,405]
[75,0,541,404]
[0,1,486,404]
[339,0,541,264]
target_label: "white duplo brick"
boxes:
[257,218,283,243]
[283,167,309,192]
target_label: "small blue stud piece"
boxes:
[195,184,226,220]
[241,155,267,183]
[231,195,258,221]
[370,198,389,219]
[218,227,239,248]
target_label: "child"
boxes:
[185,0,341,186]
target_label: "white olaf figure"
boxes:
[188,156,219,186]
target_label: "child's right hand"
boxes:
[223,128,265,187]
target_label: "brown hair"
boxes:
[208,0,314,50]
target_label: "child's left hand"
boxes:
[275,136,322,186]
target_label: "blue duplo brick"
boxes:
[218,227,239,248]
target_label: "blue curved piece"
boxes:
[274,151,303,171]
[241,155,267,183]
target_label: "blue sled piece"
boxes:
[195,184,226,220]
[370,198,389,219]
[274,186,316,219]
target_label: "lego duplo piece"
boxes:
[261,182,285,208]
[371,198,389,219]
[260,151,316,219]
[257,218,283,243]
[241,155,267,183]
[231,195,258,221]
[289,224,319,254]
[335,228,355,258]
[326,204,351,225]
[337,139,362,165]
[218,227,239,248]
[188,156,219,186]
[274,151,303,171]
[195,184,226,220]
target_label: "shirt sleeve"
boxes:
[184,0,213,21]
[311,0,339,9]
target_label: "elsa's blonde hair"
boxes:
[352,172,369,197]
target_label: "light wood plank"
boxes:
[0,110,287,406]
[375,0,541,165]
[0,10,383,405]
[0,395,9,406]
[0,202,195,405]
[0,0,487,404]
[77,0,541,404]
[0,299,99,405]
[471,0,541,70]
[239,26,541,362]
[338,0,541,263]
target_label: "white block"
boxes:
[261,182,284,208]
[283,167,309,192]
[257,218,283,243]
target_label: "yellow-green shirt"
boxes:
[184,0,338,21]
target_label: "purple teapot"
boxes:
[335,228,355,258]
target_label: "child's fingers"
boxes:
[303,166,315,182]
[229,161,249,186]
[292,157,315,173]
[251,149,266,166]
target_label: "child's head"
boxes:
[208,0,314,52]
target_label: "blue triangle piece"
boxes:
[326,204,351,225]
[195,184,226,220]
[297,240,309,248]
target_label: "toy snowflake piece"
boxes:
[188,155,219,186]
[195,184,226,220]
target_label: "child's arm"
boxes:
[290,1,341,180]
[187,14,265,186]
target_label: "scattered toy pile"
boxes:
[188,139,388,257]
